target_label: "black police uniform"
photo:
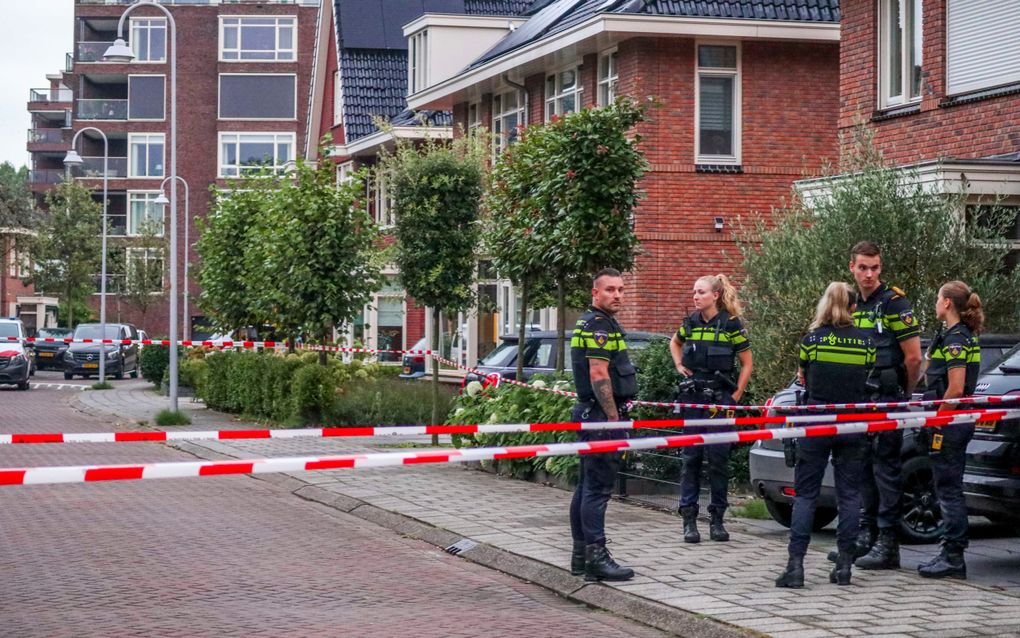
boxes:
[675,311,749,519]
[853,283,920,537]
[920,322,980,576]
[568,306,638,548]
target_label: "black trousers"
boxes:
[860,393,904,532]
[569,403,625,545]
[677,399,732,514]
[931,422,975,551]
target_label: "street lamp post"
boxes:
[106,1,180,411]
[155,176,189,341]
[64,127,109,384]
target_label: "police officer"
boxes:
[568,267,637,582]
[917,281,983,579]
[669,274,753,543]
[776,282,875,588]
[842,241,922,571]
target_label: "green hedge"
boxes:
[328,378,457,427]
[140,345,184,388]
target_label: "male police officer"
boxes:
[843,241,922,570]
[568,267,637,582]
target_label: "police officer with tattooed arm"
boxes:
[568,268,638,583]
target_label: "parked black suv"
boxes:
[63,323,140,380]
[30,327,73,371]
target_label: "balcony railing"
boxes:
[27,129,69,145]
[77,41,115,63]
[29,88,73,103]
[28,169,64,185]
[77,99,128,121]
[73,157,129,179]
[65,52,74,73]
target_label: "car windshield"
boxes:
[0,323,20,339]
[39,328,71,339]
[997,344,1020,372]
[478,341,520,368]
[73,325,121,339]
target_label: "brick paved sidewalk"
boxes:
[74,387,1020,638]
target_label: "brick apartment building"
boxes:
[26,0,323,336]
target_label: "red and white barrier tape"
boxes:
[6,336,429,355]
[1,411,1008,487]
[3,409,1008,446]
[629,393,1020,413]
[431,354,580,398]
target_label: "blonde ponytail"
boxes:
[809,282,856,331]
[697,274,743,317]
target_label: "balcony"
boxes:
[77,99,128,121]
[27,129,70,152]
[77,41,115,63]
[65,52,74,73]
[28,88,73,108]
[72,157,129,179]
[28,169,65,187]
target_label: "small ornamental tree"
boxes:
[382,130,487,430]
[119,219,169,326]
[26,178,102,327]
[738,130,1020,398]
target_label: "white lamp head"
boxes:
[63,149,84,167]
[154,192,170,206]
[103,38,135,63]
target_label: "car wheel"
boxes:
[63,372,73,380]
[899,455,943,544]
[114,367,124,380]
[17,379,30,391]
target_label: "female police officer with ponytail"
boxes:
[669,274,753,544]
[917,281,983,580]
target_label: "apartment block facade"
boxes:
[27,0,322,336]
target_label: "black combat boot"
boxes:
[709,510,730,542]
[570,540,586,576]
[918,546,966,580]
[775,554,804,588]
[855,529,900,570]
[584,542,635,582]
[829,551,853,585]
[680,506,701,543]
[828,526,874,563]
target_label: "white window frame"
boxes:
[597,48,619,106]
[337,160,354,185]
[217,132,296,178]
[333,69,343,127]
[492,89,524,156]
[130,17,167,63]
[374,169,395,228]
[467,101,481,131]
[408,30,429,94]
[217,73,298,121]
[126,246,166,293]
[127,74,166,122]
[545,63,582,121]
[694,41,741,165]
[878,0,923,108]
[219,16,297,63]
[127,191,164,237]
[128,133,165,179]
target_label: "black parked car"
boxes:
[31,327,73,371]
[64,323,140,380]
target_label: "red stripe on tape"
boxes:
[494,445,549,459]
[85,466,144,481]
[425,425,479,435]
[0,470,26,485]
[835,412,887,422]
[13,434,64,444]
[114,432,168,442]
[737,430,774,443]
[219,430,271,440]
[199,463,254,476]
[582,440,630,454]
[306,458,359,470]
[404,451,461,464]
[805,425,839,437]
[664,434,705,447]
[866,420,900,433]
[530,421,582,431]
[322,427,375,437]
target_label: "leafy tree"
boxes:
[25,179,102,327]
[382,129,487,430]
[119,219,168,325]
[738,131,1020,398]
[0,162,34,229]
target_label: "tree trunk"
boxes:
[555,275,566,373]
[431,306,441,446]
[319,323,330,366]
[66,285,74,328]
[516,279,529,381]
[288,334,296,355]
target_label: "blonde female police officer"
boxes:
[669,274,752,543]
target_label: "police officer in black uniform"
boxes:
[669,274,753,543]
[842,241,922,571]
[776,282,875,588]
[917,281,983,580]
[568,267,637,582]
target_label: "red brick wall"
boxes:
[841,0,1020,163]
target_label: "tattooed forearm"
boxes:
[593,378,619,421]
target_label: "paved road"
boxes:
[0,380,665,637]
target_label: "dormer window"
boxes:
[409,30,429,95]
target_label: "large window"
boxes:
[696,43,740,164]
[408,30,428,94]
[131,18,167,63]
[545,66,581,121]
[219,74,297,119]
[220,17,296,62]
[127,75,165,120]
[492,90,524,156]
[219,132,295,177]
[879,0,923,107]
[946,1,1020,95]
[598,49,618,106]
[126,247,165,293]
[373,170,395,227]
[127,192,164,236]
[128,133,164,178]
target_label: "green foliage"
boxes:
[738,131,1020,398]
[291,363,335,420]
[90,381,113,391]
[154,409,192,427]
[179,357,208,393]
[118,219,168,323]
[56,300,95,328]
[327,378,457,426]
[0,163,36,280]
[140,344,182,388]
[730,498,770,519]
[25,179,102,327]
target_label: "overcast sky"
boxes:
[0,1,75,168]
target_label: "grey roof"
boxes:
[390,108,454,127]
[339,48,410,141]
[470,0,839,68]
[466,0,539,14]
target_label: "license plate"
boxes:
[83,363,99,369]
[975,419,997,432]
[39,352,54,358]
[402,366,411,374]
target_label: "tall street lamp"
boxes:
[154,175,189,340]
[64,127,109,384]
[106,1,181,411]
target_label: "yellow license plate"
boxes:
[83,363,99,369]
[975,420,997,432]
[402,366,411,374]
[39,352,54,358]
